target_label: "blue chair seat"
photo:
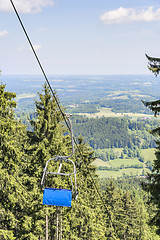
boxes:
[43,188,72,207]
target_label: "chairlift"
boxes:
[41,114,78,207]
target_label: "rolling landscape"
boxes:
[2,74,160,179]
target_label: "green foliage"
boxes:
[21,83,68,239]
[0,230,16,240]
[146,54,160,77]
[62,137,106,239]
[72,115,157,150]
[68,102,99,114]
[0,84,30,239]
[141,54,160,235]
[102,178,160,239]
[101,98,151,114]
[103,180,143,239]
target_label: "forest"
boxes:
[1,82,160,239]
[72,116,158,149]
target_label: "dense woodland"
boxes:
[72,116,158,150]
[1,82,160,239]
[68,98,152,115]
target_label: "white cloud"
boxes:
[0,30,8,38]
[0,0,54,13]
[32,44,42,51]
[100,7,160,24]
[18,44,42,52]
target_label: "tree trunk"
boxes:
[46,207,48,240]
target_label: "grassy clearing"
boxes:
[97,168,142,179]
[109,158,143,168]
[92,159,110,167]
[78,107,154,119]
[141,149,156,163]
[93,157,143,169]
[96,170,120,179]
[16,93,36,101]
[93,148,156,179]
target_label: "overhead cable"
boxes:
[9,0,108,213]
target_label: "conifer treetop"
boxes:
[146,54,160,76]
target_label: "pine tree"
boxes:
[145,54,160,76]
[103,180,120,239]
[26,83,66,178]
[142,54,160,235]
[22,83,69,239]
[0,84,29,239]
[62,136,105,239]
[103,180,153,240]
[120,191,141,239]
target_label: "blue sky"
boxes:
[0,0,160,75]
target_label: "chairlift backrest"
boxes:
[43,188,72,207]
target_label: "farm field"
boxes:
[93,148,155,178]
[141,148,156,162]
[96,168,142,179]
[16,93,36,101]
[78,107,154,119]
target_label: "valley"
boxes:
[2,74,160,179]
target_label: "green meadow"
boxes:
[93,148,155,179]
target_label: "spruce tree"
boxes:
[26,83,66,179]
[145,54,160,76]
[103,180,153,239]
[23,83,68,239]
[142,54,160,234]
[0,84,29,239]
[62,136,105,239]
[120,191,141,239]
[103,180,121,239]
